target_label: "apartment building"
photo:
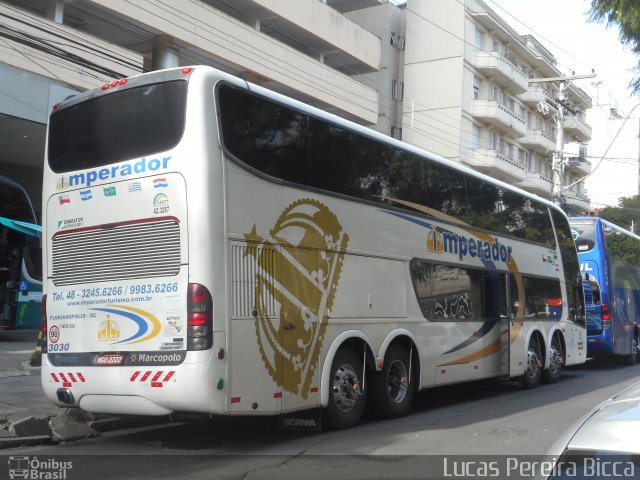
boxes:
[0,0,387,216]
[401,0,592,213]
[1,0,592,215]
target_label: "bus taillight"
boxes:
[187,283,212,351]
[601,304,611,329]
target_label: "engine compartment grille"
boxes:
[52,217,181,286]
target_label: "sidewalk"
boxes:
[0,362,169,449]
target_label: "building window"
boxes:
[390,32,406,50]
[474,28,483,49]
[473,77,480,100]
[472,125,480,149]
[491,133,499,151]
[387,80,405,100]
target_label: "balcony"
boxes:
[471,100,527,138]
[520,129,555,154]
[520,173,552,198]
[564,115,592,142]
[472,51,528,94]
[467,149,526,183]
[565,157,592,177]
[325,0,383,12]
[564,190,591,214]
[519,85,556,110]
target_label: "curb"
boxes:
[0,435,53,449]
[0,414,171,450]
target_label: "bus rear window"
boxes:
[48,80,187,173]
[570,222,597,253]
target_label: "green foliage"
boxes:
[598,195,640,231]
[590,0,640,93]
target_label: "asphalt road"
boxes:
[2,356,639,480]
[0,329,38,377]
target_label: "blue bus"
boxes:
[570,217,640,364]
[0,175,42,330]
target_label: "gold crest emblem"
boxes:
[246,199,349,398]
[98,314,120,341]
[427,225,444,253]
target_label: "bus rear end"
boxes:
[570,218,614,357]
[41,67,227,416]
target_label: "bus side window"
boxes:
[508,274,520,319]
[591,282,601,305]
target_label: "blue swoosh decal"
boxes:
[442,320,497,354]
[92,307,148,344]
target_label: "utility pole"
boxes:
[528,73,596,210]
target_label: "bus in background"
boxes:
[0,175,42,330]
[41,66,586,429]
[570,217,640,364]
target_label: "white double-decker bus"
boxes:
[41,66,586,429]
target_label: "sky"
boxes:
[489,0,638,111]
[488,0,640,208]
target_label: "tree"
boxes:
[590,0,640,93]
[598,195,640,231]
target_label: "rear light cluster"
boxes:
[601,304,611,329]
[187,283,213,351]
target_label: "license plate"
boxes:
[95,353,125,365]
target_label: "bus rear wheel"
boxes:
[626,332,640,365]
[543,335,564,384]
[522,337,542,389]
[325,348,367,429]
[371,345,415,419]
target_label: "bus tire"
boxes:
[626,332,640,365]
[522,337,542,389]
[325,348,367,429]
[370,345,415,419]
[543,335,563,384]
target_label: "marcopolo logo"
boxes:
[56,156,171,190]
[428,226,512,263]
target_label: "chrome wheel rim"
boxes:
[548,343,563,376]
[387,359,408,403]
[526,346,541,380]
[332,363,361,413]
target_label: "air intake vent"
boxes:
[52,217,181,286]
[230,242,278,319]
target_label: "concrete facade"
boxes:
[1,0,593,215]
[401,0,592,213]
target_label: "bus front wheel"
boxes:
[370,344,415,418]
[522,337,543,389]
[325,348,367,429]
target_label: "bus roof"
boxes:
[50,65,564,217]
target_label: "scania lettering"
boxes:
[41,66,586,429]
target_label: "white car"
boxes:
[543,381,640,479]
